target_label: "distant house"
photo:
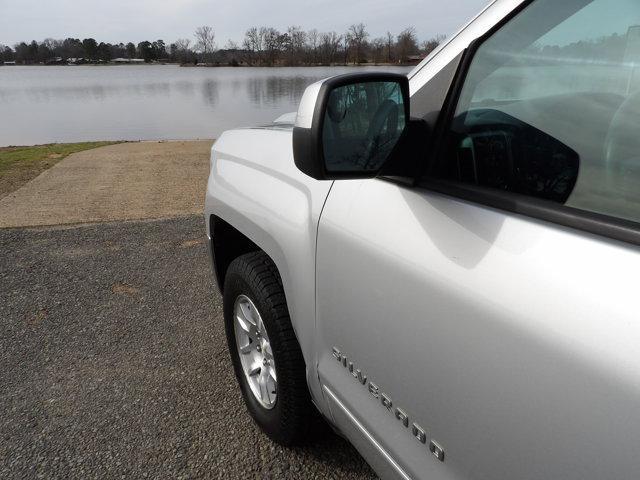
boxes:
[2,61,16,65]
[112,58,145,64]
[406,54,426,65]
[45,57,66,65]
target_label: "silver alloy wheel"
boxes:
[233,294,277,409]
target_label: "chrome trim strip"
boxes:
[322,385,413,480]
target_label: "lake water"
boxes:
[0,65,411,147]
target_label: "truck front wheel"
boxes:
[223,251,314,446]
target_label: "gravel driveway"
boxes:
[0,216,376,479]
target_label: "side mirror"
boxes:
[293,73,410,180]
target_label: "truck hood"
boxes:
[246,111,297,132]
[273,111,297,125]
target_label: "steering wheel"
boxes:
[362,99,400,168]
[604,91,640,190]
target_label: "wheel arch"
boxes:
[209,215,262,292]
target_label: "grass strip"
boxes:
[0,141,120,197]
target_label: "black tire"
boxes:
[223,251,314,446]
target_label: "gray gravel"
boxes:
[0,216,377,479]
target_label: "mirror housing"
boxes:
[293,72,411,180]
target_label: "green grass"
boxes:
[0,141,121,197]
[0,142,118,173]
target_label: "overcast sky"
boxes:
[0,0,491,47]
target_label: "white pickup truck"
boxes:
[205,1,640,478]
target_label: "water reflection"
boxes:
[12,72,316,105]
[246,76,312,106]
[176,80,195,96]
[202,79,219,107]
[21,82,175,103]
[0,65,410,146]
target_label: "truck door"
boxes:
[315,1,640,479]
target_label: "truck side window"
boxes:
[437,0,640,224]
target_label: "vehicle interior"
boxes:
[436,0,640,223]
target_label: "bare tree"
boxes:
[319,31,341,64]
[371,37,386,65]
[341,35,349,64]
[194,26,216,63]
[243,27,262,65]
[260,27,282,66]
[225,39,239,50]
[346,23,369,64]
[174,38,191,64]
[306,29,319,64]
[386,31,394,63]
[421,34,446,55]
[285,26,306,65]
[175,38,191,50]
[396,27,419,63]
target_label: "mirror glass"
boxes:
[322,81,406,173]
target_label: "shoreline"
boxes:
[0,139,213,149]
[1,62,418,68]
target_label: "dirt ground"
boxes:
[0,140,213,228]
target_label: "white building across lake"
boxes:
[112,58,145,64]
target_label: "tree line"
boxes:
[0,24,445,66]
